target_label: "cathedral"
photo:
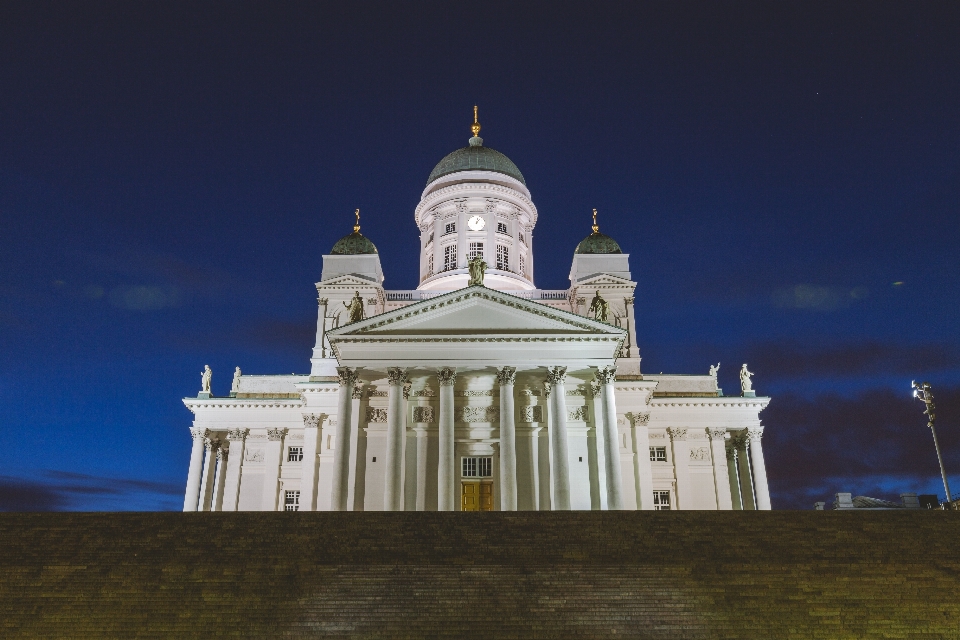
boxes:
[181,111,772,513]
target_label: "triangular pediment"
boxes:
[327,286,623,338]
[316,273,380,288]
[575,273,637,287]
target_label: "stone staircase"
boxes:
[1,511,957,638]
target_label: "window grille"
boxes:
[443,245,457,271]
[649,446,667,462]
[496,244,509,271]
[519,231,525,245]
[461,457,492,477]
[653,490,671,510]
[284,490,300,511]
[287,446,303,462]
[426,253,434,277]
[468,242,483,262]
[444,222,456,235]
[497,221,508,234]
[519,254,525,278]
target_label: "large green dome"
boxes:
[575,231,622,255]
[426,136,526,186]
[330,231,378,255]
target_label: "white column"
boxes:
[437,367,457,511]
[346,384,365,511]
[183,427,207,512]
[727,444,743,510]
[497,367,518,511]
[211,444,229,511]
[587,382,607,510]
[709,428,734,510]
[667,428,691,510]
[734,433,756,510]
[383,368,407,511]
[331,367,356,511]
[301,414,325,511]
[261,428,286,512]
[222,428,248,511]
[415,425,429,511]
[546,366,572,510]
[747,427,772,510]
[198,437,219,512]
[596,366,624,510]
[630,413,655,510]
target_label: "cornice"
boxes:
[650,397,771,409]
[415,181,538,227]
[182,398,305,413]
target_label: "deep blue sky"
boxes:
[1,2,958,511]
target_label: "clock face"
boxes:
[467,215,485,231]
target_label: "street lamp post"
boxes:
[912,381,952,503]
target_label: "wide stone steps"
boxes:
[1,511,957,638]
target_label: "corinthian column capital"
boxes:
[496,366,517,386]
[545,366,567,386]
[387,367,408,386]
[190,427,208,441]
[666,427,688,441]
[336,366,357,387]
[437,367,457,386]
[746,426,764,442]
[227,428,248,441]
[595,365,617,385]
[708,428,727,440]
[266,428,287,442]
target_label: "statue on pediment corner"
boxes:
[344,291,365,323]
[468,255,487,287]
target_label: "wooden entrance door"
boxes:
[461,482,494,511]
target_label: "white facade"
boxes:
[182,126,772,513]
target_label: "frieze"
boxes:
[413,406,435,423]
[365,407,387,423]
[457,406,499,423]
[520,406,543,422]
[266,428,287,441]
[648,432,666,439]
[412,388,436,397]
[689,447,710,461]
[456,390,494,397]
[367,390,387,397]
[666,427,688,440]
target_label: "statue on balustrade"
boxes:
[740,364,754,394]
[343,291,365,323]
[588,290,609,323]
[201,365,212,393]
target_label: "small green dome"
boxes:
[331,231,378,255]
[427,136,526,186]
[575,231,622,254]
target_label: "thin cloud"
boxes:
[743,340,960,379]
[0,470,182,512]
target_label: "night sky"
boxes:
[2,2,958,511]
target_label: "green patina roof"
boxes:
[331,231,378,255]
[426,137,526,186]
[575,231,622,255]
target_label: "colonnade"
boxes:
[725,427,771,510]
[183,427,247,512]
[328,365,626,512]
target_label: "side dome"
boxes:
[426,137,526,187]
[575,232,622,254]
[330,230,378,255]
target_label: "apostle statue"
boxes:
[343,291,365,323]
[201,365,212,393]
[231,366,242,393]
[708,362,720,378]
[467,255,487,286]
[588,290,609,323]
[740,364,754,394]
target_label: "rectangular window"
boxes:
[443,244,457,271]
[519,231,525,245]
[497,221,508,235]
[426,253,434,277]
[653,490,671,510]
[284,490,300,511]
[287,446,303,462]
[649,446,667,462]
[427,233,433,245]
[496,244,509,271]
[468,242,483,262]
[519,254,525,278]
[444,222,456,235]
[461,457,492,477]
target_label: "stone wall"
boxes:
[1,512,957,638]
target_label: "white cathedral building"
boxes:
[181,113,772,513]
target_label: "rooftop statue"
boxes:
[231,367,241,393]
[740,364,754,394]
[344,291,365,323]
[709,363,720,378]
[200,365,212,394]
[468,255,487,287]
[588,290,609,323]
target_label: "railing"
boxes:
[385,289,569,302]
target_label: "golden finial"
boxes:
[592,208,599,234]
[353,208,361,233]
[471,105,481,138]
